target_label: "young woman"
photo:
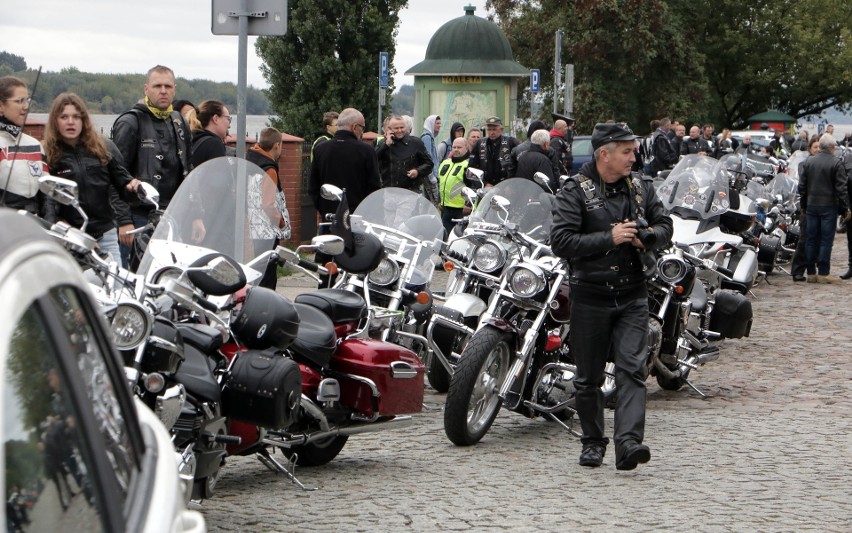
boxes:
[189,99,230,168]
[0,76,49,215]
[43,92,140,261]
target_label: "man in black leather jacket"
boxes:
[798,134,849,282]
[112,65,192,265]
[376,115,433,192]
[551,122,673,471]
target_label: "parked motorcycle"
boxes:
[442,186,591,446]
[427,177,552,392]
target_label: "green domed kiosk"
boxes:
[405,5,529,133]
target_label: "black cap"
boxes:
[485,116,503,126]
[551,112,575,125]
[591,122,638,150]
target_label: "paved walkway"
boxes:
[200,236,852,532]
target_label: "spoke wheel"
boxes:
[444,326,512,446]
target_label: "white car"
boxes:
[0,209,204,533]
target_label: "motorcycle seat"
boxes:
[690,282,708,313]
[177,323,224,354]
[294,289,367,324]
[174,344,222,404]
[289,303,337,369]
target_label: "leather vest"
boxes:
[117,108,190,185]
[479,136,513,184]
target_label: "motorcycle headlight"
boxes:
[368,257,400,286]
[507,264,546,298]
[472,241,506,273]
[657,255,688,284]
[111,301,152,350]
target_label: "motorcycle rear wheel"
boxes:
[283,436,349,467]
[444,326,512,446]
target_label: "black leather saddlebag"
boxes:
[222,350,302,428]
[709,289,753,339]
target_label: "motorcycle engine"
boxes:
[531,362,577,417]
[647,317,663,363]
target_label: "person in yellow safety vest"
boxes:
[310,111,338,161]
[437,136,471,237]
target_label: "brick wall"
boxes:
[277,134,305,245]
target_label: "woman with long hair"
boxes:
[43,92,140,261]
[0,76,50,215]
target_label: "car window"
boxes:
[573,138,593,156]
[4,286,138,532]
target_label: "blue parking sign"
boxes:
[530,69,540,93]
[379,52,389,88]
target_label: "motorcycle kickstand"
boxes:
[544,412,582,438]
[256,448,317,491]
[775,265,790,275]
[684,380,708,398]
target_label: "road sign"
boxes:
[530,69,540,93]
[379,52,389,88]
[211,0,287,36]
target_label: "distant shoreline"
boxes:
[28,113,274,139]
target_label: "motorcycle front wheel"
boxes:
[444,326,512,446]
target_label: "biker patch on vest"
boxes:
[577,175,604,211]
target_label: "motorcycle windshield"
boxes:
[657,155,732,219]
[469,178,554,239]
[352,187,443,271]
[768,173,797,205]
[138,157,280,277]
[744,179,769,204]
[785,151,808,182]
[744,153,778,179]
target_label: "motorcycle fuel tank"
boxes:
[331,338,424,417]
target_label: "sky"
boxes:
[2,0,488,90]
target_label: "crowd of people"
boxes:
[0,66,291,281]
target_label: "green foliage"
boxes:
[0,52,270,115]
[487,0,852,131]
[256,0,408,138]
[0,51,27,72]
[392,84,415,116]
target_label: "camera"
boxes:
[634,217,654,246]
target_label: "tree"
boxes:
[0,51,27,72]
[488,0,852,131]
[392,84,414,116]
[256,0,408,138]
[487,0,707,133]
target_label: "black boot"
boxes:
[839,268,852,280]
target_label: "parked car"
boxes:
[0,209,204,533]
[570,135,592,175]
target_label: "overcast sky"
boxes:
[2,0,487,90]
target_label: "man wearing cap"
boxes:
[468,115,519,186]
[551,122,673,471]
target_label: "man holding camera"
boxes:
[551,123,672,471]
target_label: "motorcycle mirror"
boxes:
[465,167,485,187]
[461,186,478,205]
[186,254,247,296]
[320,184,344,201]
[491,194,511,210]
[38,175,79,206]
[559,175,569,186]
[533,172,553,194]
[311,234,345,256]
[137,181,160,209]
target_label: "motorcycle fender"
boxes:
[481,318,521,350]
[731,247,758,284]
[443,292,487,319]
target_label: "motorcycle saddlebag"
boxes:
[331,338,424,417]
[709,289,753,339]
[222,350,302,428]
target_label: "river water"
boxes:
[28,113,275,140]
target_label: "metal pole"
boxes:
[553,30,562,114]
[236,0,248,160]
[564,64,574,115]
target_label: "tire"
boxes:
[427,323,457,393]
[444,326,512,446]
[283,436,349,467]
[656,369,688,391]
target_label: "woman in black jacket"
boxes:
[189,99,231,168]
[44,92,140,262]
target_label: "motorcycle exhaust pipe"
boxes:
[263,416,414,448]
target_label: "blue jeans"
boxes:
[119,213,150,269]
[97,228,121,265]
[805,205,837,275]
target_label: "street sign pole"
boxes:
[530,69,540,120]
[553,30,562,113]
[564,64,574,116]
[379,52,389,133]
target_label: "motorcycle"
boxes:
[137,157,427,487]
[442,185,590,446]
[656,154,760,295]
[427,177,552,392]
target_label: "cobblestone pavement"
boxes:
[200,237,852,532]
